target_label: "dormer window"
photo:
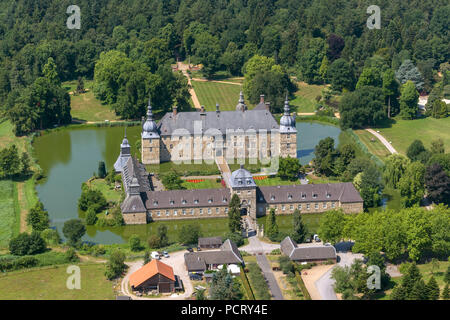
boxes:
[208,199,213,203]
[270,195,275,201]
[301,193,306,199]
[170,200,175,205]
[312,193,317,199]
[247,179,251,185]
[222,198,227,203]
[194,199,199,204]
[182,199,187,204]
[326,193,331,198]
[153,200,158,206]
[288,194,293,200]
[238,179,243,185]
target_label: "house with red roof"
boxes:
[129,259,175,293]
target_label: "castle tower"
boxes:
[114,127,132,173]
[229,165,257,220]
[236,91,247,112]
[279,95,297,158]
[141,97,160,164]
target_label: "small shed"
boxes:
[198,237,223,250]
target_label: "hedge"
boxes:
[295,271,311,300]
[240,266,255,300]
[246,262,271,300]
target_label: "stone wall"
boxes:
[256,200,363,216]
[123,212,147,225]
[142,137,160,164]
[148,205,229,221]
[340,202,364,213]
[279,132,297,158]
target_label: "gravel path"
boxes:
[365,128,398,154]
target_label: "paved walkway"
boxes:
[181,175,221,180]
[191,78,242,86]
[215,156,231,188]
[365,128,398,154]
[256,254,284,300]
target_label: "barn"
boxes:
[129,259,175,293]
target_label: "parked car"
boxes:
[163,251,169,258]
[313,234,320,242]
[151,251,160,260]
[189,273,203,281]
[187,247,194,253]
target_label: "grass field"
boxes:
[191,80,248,111]
[63,80,119,123]
[257,213,323,237]
[0,263,115,300]
[377,117,450,155]
[290,82,327,113]
[146,160,220,176]
[354,129,391,161]
[254,176,298,187]
[89,178,122,203]
[0,120,28,153]
[181,179,223,189]
[0,180,19,247]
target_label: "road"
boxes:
[255,253,284,300]
[365,128,398,154]
[315,251,364,300]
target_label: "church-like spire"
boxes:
[236,91,246,111]
[147,95,153,120]
[284,94,290,115]
[142,94,159,138]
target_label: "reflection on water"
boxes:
[34,122,341,244]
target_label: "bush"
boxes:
[278,255,294,274]
[9,232,46,256]
[85,208,98,225]
[65,248,79,263]
[247,262,271,300]
[178,224,202,245]
[147,235,160,249]
[223,232,244,247]
[270,249,281,255]
[91,245,106,257]
[41,229,61,246]
[129,234,142,252]
[78,188,107,212]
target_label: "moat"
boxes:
[33,122,342,244]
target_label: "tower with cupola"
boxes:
[279,95,297,158]
[141,97,160,164]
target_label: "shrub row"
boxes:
[0,251,71,272]
[240,266,255,300]
[295,271,311,300]
[343,129,384,167]
[246,262,271,300]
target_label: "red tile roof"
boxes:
[129,259,175,288]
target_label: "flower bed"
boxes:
[185,179,205,183]
[253,176,268,180]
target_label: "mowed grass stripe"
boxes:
[354,129,391,160]
[0,180,19,247]
[191,81,249,111]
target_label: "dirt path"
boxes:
[365,128,398,154]
[17,182,28,233]
[191,78,242,86]
[301,264,335,300]
[177,62,201,110]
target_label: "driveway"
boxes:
[365,128,398,154]
[120,250,193,300]
[255,254,284,300]
[314,251,364,300]
[240,236,280,254]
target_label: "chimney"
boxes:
[260,94,265,104]
[173,105,178,116]
[141,116,145,126]
[216,103,220,114]
[200,105,205,113]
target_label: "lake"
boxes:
[33,121,342,244]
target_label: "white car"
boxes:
[151,251,160,260]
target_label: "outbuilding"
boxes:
[129,259,175,293]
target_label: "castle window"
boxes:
[247,179,251,185]
[199,208,203,214]
[174,210,177,216]
[332,202,336,208]
[208,208,211,214]
[165,210,169,216]
[307,204,310,210]
[298,204,302,210]
[282,205,285,211]
[216,208,219,214]
[287,143,290,148]
[182,209,186,215]
[315,203,319,209]
[149,147,153,152]
[191,209,194,215]
[323,203,327,209]
[247,190,251,194]
[156,211,160,216]
[290,205,294,210]
[225,208,228,213]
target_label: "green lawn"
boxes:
[354,129,391,161]
[63,80,119,123]
[146,160,220,176]
[0,263,115,300]
[89,178,122,203]
[0,120,29,154]
[377,117,450,155]
[257,213,323,237]
[191,80,249,111]
[181,179,223,189]
[417,260,449,289]
[0,180,19,248]
[290,82,327,113]
[254,176,298,187]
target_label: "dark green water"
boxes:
[33,122,341,244]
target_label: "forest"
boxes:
[0,0,448,134]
